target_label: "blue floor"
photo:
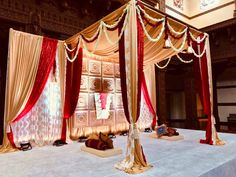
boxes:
[0,129,236,177]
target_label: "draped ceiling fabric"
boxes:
[64,0,223,173]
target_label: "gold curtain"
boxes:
[58,41,66,118]
[144,64,156,113]
[0,29,43,153]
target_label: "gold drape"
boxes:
[58,41,66,118]
[127,0,151,173]
[0,29,43,153]
[144,64,156,113]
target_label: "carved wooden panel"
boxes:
[110,94,115,110]
[115,78,121,92]
[116,93,123,108]
[114,64,120,77]
[89,77,102,91]
[103,78,115,92]
[103,110,115,125]
[88,93,95,110]
[102,62,114,76]
[116,109,126,123]
[82,58,88,74]
[89,111,103,127]
[89,60,101,76]
[80,76,88,91]
[74,111,88,128]
[77,93,88,110]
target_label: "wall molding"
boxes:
[166,1,235,20]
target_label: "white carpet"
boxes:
[1,129,236,177]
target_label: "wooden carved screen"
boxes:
[71,57,129,137]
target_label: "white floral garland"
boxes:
[155,56,172,69]
[137,4,165,23]
[168,32,187,53]
[167,20,188,36]
[190,39,207,58]
[102,4,130,29]
[189,31,207,43]
[136,7,165,42]
[94,93,112,119]
[64,37,82,62]
[103,7,129,45]
[176,53,193,63]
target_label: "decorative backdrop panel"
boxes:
[72,57,129,137]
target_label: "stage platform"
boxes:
[1,129,236,177]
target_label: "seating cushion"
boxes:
[80,145,122,158]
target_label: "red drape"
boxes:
[141,72,157,129]
[61,48,83,142]
[8,37,58,147]
[193,34,213,145]
[118,6,144,123]
[136,10,144,122]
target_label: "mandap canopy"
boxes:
[1,0,224,174]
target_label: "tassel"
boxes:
[187,46,193,53]
[163,38,171,49]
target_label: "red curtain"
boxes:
[8,37,58,147]
[141,72,157,129]
[193,34,213,145]
[61,48,83,142]
[118,16,130,123]
[118,7,144,123]
[136,11,144,122]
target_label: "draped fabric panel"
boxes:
[193,35,223,145]
[193,36,212,145]
[143,64,156,114]
[115,1,151,173]
[0,29,43,152]
[11,59,62,147]
[61,48,83,141]
[13,37,58,123]
[118,16,130,123]
[141,72,157,129]
[7,37,58,147]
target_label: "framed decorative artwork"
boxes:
[200,0,219,9]
[173,0,183,10]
